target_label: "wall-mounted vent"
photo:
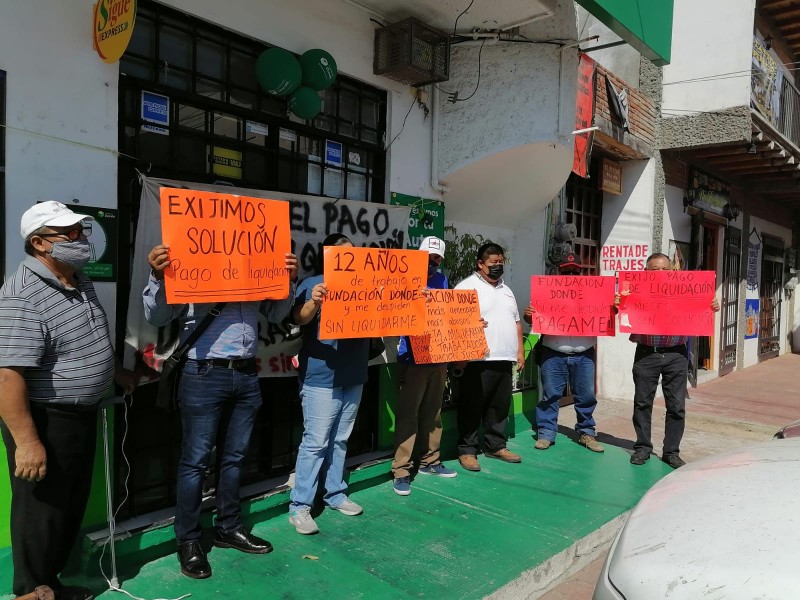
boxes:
[373,18,450,87]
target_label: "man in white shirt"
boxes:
[454,243,525,471]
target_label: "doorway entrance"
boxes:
[718,226,741,376]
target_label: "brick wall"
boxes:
[595,65,657,151]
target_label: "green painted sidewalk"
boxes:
[74,430,669,600]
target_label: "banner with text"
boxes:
[530,275,616,336]
[617,270,716,336]
[124,176,410,377]
[601,243,649,272]
[160,188,291,303]
[321,247,427,339]
[410,289,488,363]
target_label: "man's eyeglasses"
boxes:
[38,225,92,241]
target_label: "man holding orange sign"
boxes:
[143,189,297,579]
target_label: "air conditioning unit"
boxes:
[374,17,450,87]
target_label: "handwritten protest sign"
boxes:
[410,289,488,363]
[160,187,291,303]
[529,276,616,336]
[617,270,716,336]
[321,247,427,339]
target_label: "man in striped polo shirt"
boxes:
[0,201,136,600]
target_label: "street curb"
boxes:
[483,511,629,600]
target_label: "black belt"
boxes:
[545,346,594,356]
[638,343,686,355]
[190,357,257,370]
[33,402,99,414]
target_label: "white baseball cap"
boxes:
[21,201,93,239]
[419,236,446,258]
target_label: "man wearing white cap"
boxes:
[0,201,136,600]
[391,236,458,496]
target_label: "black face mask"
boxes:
[428,261,439,278]
[486,264,504,280]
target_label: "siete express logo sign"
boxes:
[93,0,137,63]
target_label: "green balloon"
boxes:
[288,87,322,120]
[256,48,302,96]
[299,49,338,91]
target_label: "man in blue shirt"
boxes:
[391,236,457,496]
[144,243,297,579]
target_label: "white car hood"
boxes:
[608,439,800,599]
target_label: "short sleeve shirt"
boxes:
[295,275,369,388]
[455,272,520,361]
[0,257,115,406]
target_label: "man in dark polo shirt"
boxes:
[0,201,136,600]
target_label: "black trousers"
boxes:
[457,361,513,455]
[631,345,688,456]
[1,404,98,596]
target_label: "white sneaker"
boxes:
[288,506,319,535]
[329,498,363,516]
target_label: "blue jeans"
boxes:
[537,347,597,442]
[174,360,262,542]
[289,384,363,512]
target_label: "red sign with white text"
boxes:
[530,275,616,336]
[617,270,716,336]
[572,53,597,178]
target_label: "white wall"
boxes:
[596,159,656,402]
[574,6,642,88]
[661,0,756,116]
[0,0,445,342]
[662,184,691,252]
[0,0,120,336]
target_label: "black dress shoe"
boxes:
[56,586,95,600]
[214,528,274,554]
[177,540,212,579]
[662,454,686,469]
[630,450,651,465]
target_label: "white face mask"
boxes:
[50,239,91,269]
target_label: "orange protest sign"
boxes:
[410,289,488,363]
[320,247,427,339]
[160,187,291,304]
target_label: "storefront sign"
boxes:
[325,139,343,167]
[617,270,716,336]
[575,0,673,66]
[390,192,445,249]
[211,146,243,179]
[748,230,761,291]
[141,91,169,135]
[687,168,730,217]
[410,290,488,363]
[159,188,292,304]
[752,34,783,125]
[745,299,760,339]
[79,205,119,282]
[600,243,648,272]
[93,0,137,64]
[572,53,597,179]
[529,275,616,336]
[321,247,427,339]
[600,158,622,195]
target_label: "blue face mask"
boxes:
[428,261,439,278]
